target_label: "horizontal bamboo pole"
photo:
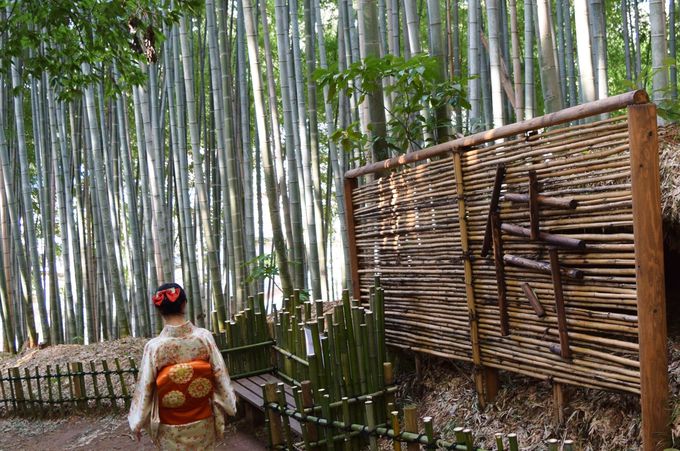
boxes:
[504,254,583,279]
[345,90,647,179]
[500,223,585,249]
[505,193,577,209]
[265,402,481,450]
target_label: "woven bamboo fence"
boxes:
[0,358,138,415]
[344,91,670,450]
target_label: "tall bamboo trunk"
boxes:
[574,0,596,104]
[589,0,607,101]
[11,59,50,343]
[524,0,535,119]
[81,63,130,337]
[47,81,76,341]
[31,74,63,344]
[170,27,202,326]
[0,78,35,348]
[179,14,213,326]
[315,0,350,290]
[468,0,482,128]
[650,0,669,107]
[274,0,305,290]
[243,0,294,298]
[486,0,504,127]
[535,0,564,113]
[671,0,677,99]
[563,0,577,106]
[290,0,322,299]
[304,0,328,299]
[115,86,151,336]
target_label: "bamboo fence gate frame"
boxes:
[343,90,670,451]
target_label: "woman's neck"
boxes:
[163,315,187,326]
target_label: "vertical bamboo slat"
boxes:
[10,368,24,414]
[403,405,419,451]
[101,360,116,406]
[90,361,101,407]
[23,367,34,414]
[263,383,283,448]
[453,150,492,405]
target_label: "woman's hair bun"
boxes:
[153,282,187,316]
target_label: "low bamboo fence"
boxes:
[0,358,138,415]
[215,281,395,449]
[262,381,577,451]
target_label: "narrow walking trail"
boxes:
[0,414,266,450]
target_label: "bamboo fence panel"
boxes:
[350,115,644,394]
[0,359,139,415]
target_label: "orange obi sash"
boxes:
[156,360,214,425]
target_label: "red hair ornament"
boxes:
[153,288,181,306]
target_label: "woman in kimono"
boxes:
[129,283,237,450]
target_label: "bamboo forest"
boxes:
[0,0,674,348]
[1,0,680,449]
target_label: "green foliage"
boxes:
[245,252,279,287]
[316,54,469,153]
[1,0,202,100]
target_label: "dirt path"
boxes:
[0,414,267,450]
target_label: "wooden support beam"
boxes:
[528,170,540,239]
[504,192,578,209]
[491,213,509,336]
[549,248,571,360]
[481,164,506,257]
[344,177,361,301]
[501,223,586,249]
[483,367,500,403]
[628,103,670,451]
[521,282,545,318]
[504,254,584,279]
[552,382,568,424]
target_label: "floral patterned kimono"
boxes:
[129,321,237,450]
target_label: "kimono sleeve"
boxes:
[128,341,157,433]
[205,331,237,437]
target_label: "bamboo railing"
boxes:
[262,381,578,451]
[0,358,138,415]
[343,91,670,450]
[216,281,395,449]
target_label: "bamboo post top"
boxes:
[344,90,649,179]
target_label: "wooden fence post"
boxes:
[10,368,24,414]
[344,177,361,301]
[628,103,670,451]
[70,362,87,410]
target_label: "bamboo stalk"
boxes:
[500,223,585,249]
[491,213,509,336]
[504,254,583,279]
[521,283,545,317]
